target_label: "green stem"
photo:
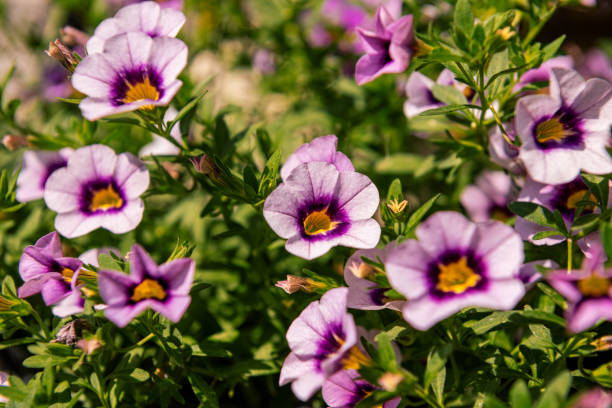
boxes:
[567,237,573,274]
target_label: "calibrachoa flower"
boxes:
[322,369,401,408]
[460,171,515,222]
[515,176,609,246]
[97,244,195,327]
[263,162,381,260]
[355,6,414,85]
[385,211,525,330]
[279,287,371,401]
[516,67,612,185]
[43,144,149,238]
[513,56,574,93]
[403,69,455,117]
[17,232,83,306]
[16,148,73,203]
[72,32,187,121]
[571,388,612,408]
[280,135,354,181]
[488,122,523,174]
[87,1,185,54]
[344,245,403,310]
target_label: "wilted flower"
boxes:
[279,287,371,401]
[45,39,79,72]
[86,1,185,54]
[322,369,401,408]
[52,319,90,346]
[17,232,83,306]
[264,162,381,260]
[460,171,515,222]
[386,211,525,330]
[72,32,187,121]
[355,6,415,85]
[77,337,102,355]
[16,148,73,203]
[275,275,326,294]
[98,244,195,327]
[280,135,354,181]
[516,67,612,185]
[43,144,149,238]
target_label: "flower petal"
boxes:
[385,239,431,300]
[157,258,195,295]
[150,295,190,322]
[113,152,150,198]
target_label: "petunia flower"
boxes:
[17,232,83,307]
[513,56,574,93]
[344,245,404,310]
[355,6,415,85]
[16,148,73,203]
[280,135,354,181]
[97,244,195,327]
[71,32,187,121]
[516,67,612,185]
[547,239,612,332]
[263,162,381,260]
[460,171,515,223]
[385,211,525,331]
[43,144,149,238]
[322,369,401,408]
[515,176,610,246]
[87,1,185,54]
[279,287,371,401]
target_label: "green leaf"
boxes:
[581,173,609,209]
[386,178,402,201]
[258,149,281,197]
[98,253,123,272]
[431,84,467,105]
[532,230,564,241]
[129,368,150,382]
[187,372,219,408]
[405,193,441,232]
[592,361,612,387]
[373,332,397,370]
[508,202,559,230]
[454,0,474,36]
[541,35,566,61]
[464,311,514,334]
[0,385,27,402]
[56,97,83,104]
[424,344,452,390]
[375,153,426,175]
[418,104,479,116]
[602,220,612,261]
[509,380,531,408]
[167,88,208,133]
[534,371,571,408]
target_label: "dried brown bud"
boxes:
[2,134,28,151]
[45,39,78,72]
[52,319,90,346]
[275,275,326,294]
[60,26,90,47]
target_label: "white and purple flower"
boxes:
[16,148,73,203]
[72,32,187,121]
[97,244,194,327]
[385,211,525,330]
[516,67,612,185]
[43,144,149,238]
[322,369,401,408]
[487,122,523,174]
[403,69,456,117]
[87,1,185,54]
[264,162,380,260]
[513,56,574,93]
[460,171,515,223]
[280,135,354,181]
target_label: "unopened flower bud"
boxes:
[2,134,28,151]
[378,372,403,392]
[60,26,90,47]
[0,296,18,312]
[275,275,326,294]
[191,154,225,185]
[45,39,78,72]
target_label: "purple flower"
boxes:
[571,388,612,408]
[344,245,404,310]
[43,144,149,238]
[403,69,457,117]
[97,244,195,327]
[263,162,380,260]
[281,135,354,181]
[515,176,609,246]
[279,287,370,401]
[355,6,415,85]
[516,67,612,185]
[385,211,525,330]
[513,56,574,93]
[16,148,73,203]
[253,48,276,75]
[17,232,83,307]
[547,240,612,332]
[87,1,185,54]
[460,171,515,223]
[51,270,86,318]
[488,122,523,174]
[322,369,401,408]
[72,32,187,121]
[578,49,612,83]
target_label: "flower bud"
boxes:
[45,39,78,72]
[191,154,225,185]
[275,275,326,294]
[378,372,403,392]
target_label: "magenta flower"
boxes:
[87,1,185,54]
[98,244,195,327]
[385,211,525,331]
[571,388,612,408]
[515,176,609,246]
[72,32,187,121]
[16,148,73,203]
[17,232,83,307]
[264,162,380,260]
[547,240,612,332]
[281,135,354,181]
[403,69,455,117]
[322,369,401,408]
[460,171,515,222]
[43,144,149,238]
[51,270,86,318]
[516,67,612,185]
[344,245,403,310]
[513,56,574,93]
[355,6,415,85]
[279,287,370,401]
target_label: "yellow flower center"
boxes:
[303,209,339,235]
[436,256,481,294]
[131,279,166,302]
[535,117,576,143]
[342,345,373,370]
[89,185,123,212]
[121,76,160,110]
[566,189,597,211]
[577,274,610,297]
[61,268,75,283]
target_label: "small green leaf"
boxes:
[508,202,559,230]
[454,0,475,36]
[534,371,571,408]
[187,372,219,408]
[129,368,150,382]
[418,104,479,116]
[424,344,452,390]
[431,84,467,105]
[592,361,612,388]
[406,193,441,232]
[386,178,402,201]
[509,380,531,408]
[541,35,566,61]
